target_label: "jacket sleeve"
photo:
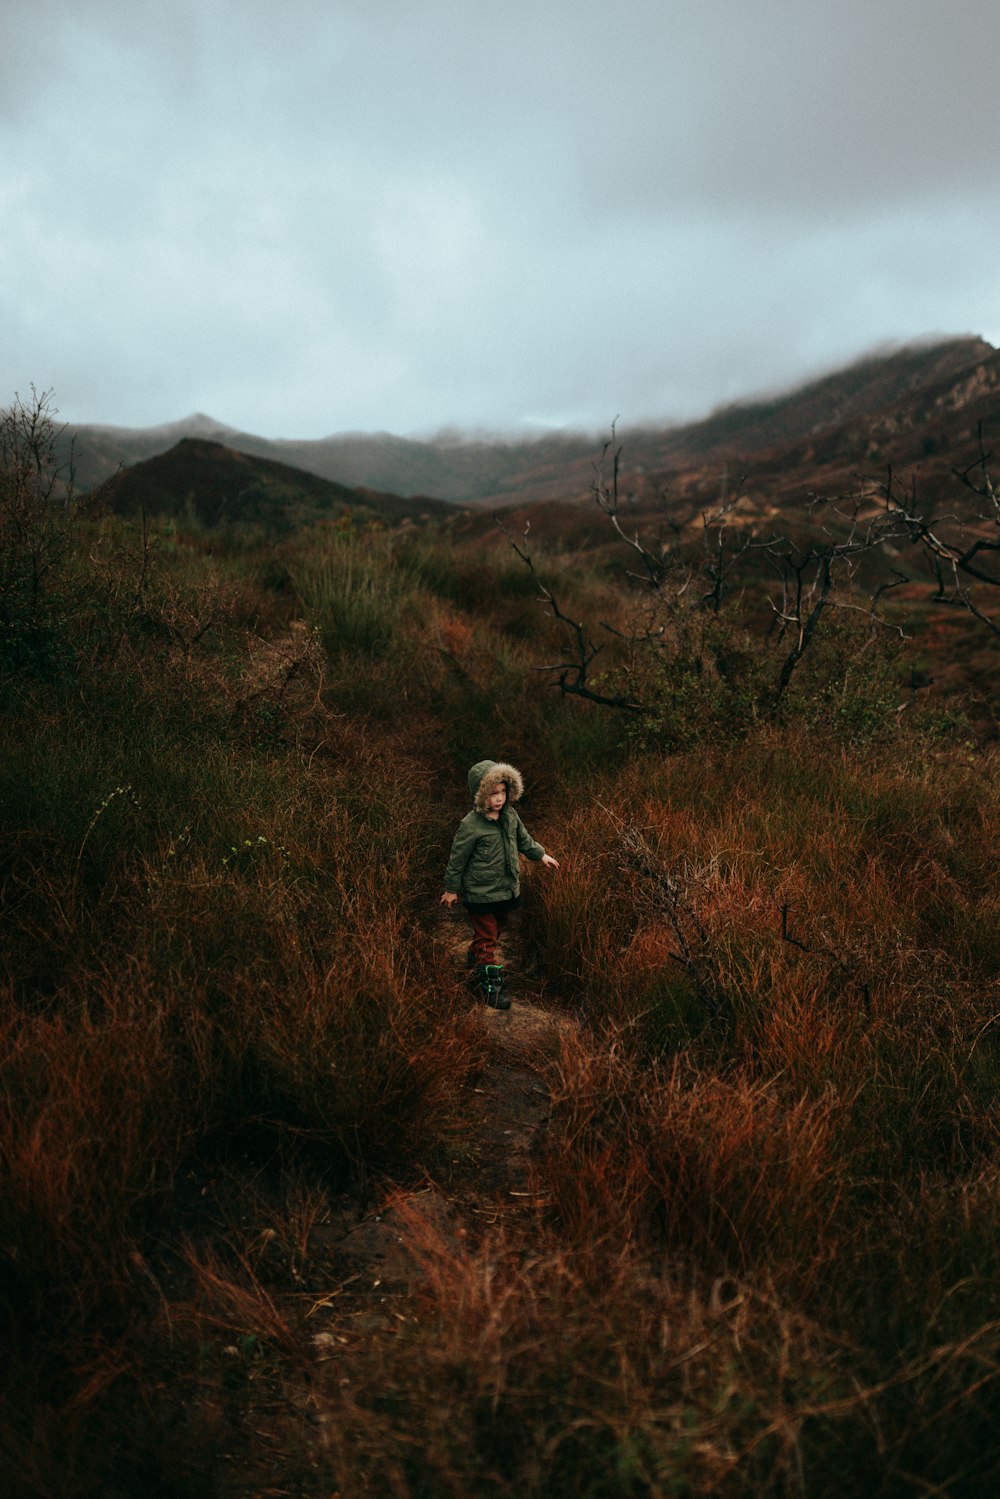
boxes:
[514,813,545,861]
[444,817,476,892]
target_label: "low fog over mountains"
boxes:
[60,337,1000,514]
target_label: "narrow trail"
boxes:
[310,909,575,1302]
[222,912,584,1490]
[170,759,584,1492]
[430,905,576,1204]
[267,736,579,1342]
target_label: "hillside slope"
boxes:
[95,437,456,531]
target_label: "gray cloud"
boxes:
[2,0,999,436]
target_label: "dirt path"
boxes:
[430,906,574,1201]
[192,910,577,1494]
[309,910,573,1298]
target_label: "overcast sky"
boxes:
[3,0,1000,438]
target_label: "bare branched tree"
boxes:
[494,512,644,711]
[877,424,1000,635]
[505,420,989,724]
[0,387,76,612]
[590,421,675,590]
[760,487,912,704]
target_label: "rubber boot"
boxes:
[471,963,510,1011]
[484,963,510,1010]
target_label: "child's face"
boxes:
[487,785,507,814]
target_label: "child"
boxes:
[440,759,559,1010]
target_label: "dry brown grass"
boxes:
[2,503,998,1494]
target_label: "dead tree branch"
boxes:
[779,899,872,1009]
[590,420,672,589]
[494,513,644,711]
[879,452,1000,634]
[598,800,727,1021]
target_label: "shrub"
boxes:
[292,530,419,656]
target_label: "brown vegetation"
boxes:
[1,391,999,1495]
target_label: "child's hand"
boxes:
[440,891,460,907]
[541,854,560,869]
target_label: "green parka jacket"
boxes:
[443,760,545,909]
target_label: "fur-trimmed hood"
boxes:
[444,760,546,902]
[468,759,525,814]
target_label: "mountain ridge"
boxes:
[56,335,1000,508]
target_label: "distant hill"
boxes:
[62,418,600,506]
[59,335,1000,511]
[448,335,1000,513]
[619,334,1000,510]
[93,438,456,532]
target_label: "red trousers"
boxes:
[468,910,508,966]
